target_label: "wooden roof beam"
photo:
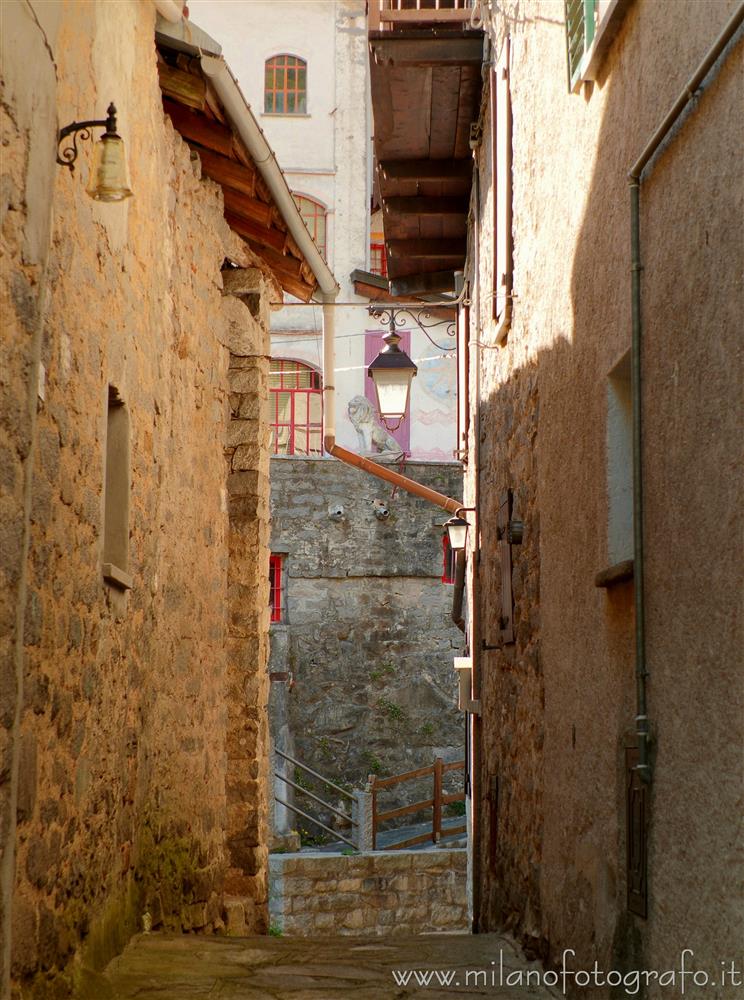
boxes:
[224,212,287,253]
[384,196,468,216]
[387,238,466,260]
[189,146,257,199]
[379,158,472,182]
[163,99,234,157]
[371,34,484,67]
[389,270,458,297]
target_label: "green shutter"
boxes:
[565,0,596,91]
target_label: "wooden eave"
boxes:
[369,28,483,289]
[157,45,318,302]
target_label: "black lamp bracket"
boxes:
[368,305,456,352]
[57,103,119,171]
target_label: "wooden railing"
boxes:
[369,757,466,850]
[369,0,474,31]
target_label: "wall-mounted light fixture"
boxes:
[444,507,476,552]
[57,102,133,202]
[367,330,417,432]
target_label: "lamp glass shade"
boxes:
[445,516,469,551]
[86,134,133,202]
[370,368,414,422]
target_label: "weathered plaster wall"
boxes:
[466,0,743,987]
[1,1,272,993]
[269,458,465,831]
[269,849,467,935]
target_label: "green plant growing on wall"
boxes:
[420,721,435,738]
[370,662,396,683]
[361,750,384,775]
[377,698,407,723]
[269,924,283,937]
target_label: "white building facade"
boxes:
[188,0,457,460]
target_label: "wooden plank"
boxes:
[371,35,484,67]
[379,8,475,22]
[389,269,457,296]
[443,759,465,773]
[386,830,434,851]
[387,237,466,259]
[433,756,443,843]
[380,158,471,182]
[222,189,273,229]
[157,62,206,111]
[373,763,434,789]
[194,147,256,199]
[376,799,434,823]
[224,212,287,253]
[385,196,468,216]
[245,243,315,301]
[442,793,465,805]
[429,64,462,159]
[163,99,234,157]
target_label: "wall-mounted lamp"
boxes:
[444,507,476,552]
[367,330,417,432]
[57,103,133,202]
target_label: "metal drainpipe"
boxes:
[627,0,744,783]
[470,143,483,932]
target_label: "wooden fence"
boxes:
[369,0,474,31]
[369,756,466,850]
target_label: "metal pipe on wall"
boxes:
[627,0,744,783]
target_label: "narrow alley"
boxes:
[2,0,742,998]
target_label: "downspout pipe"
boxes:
[627,0,744,783]
[154,0,184,23]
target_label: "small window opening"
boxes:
[103,385,131,588]
[270,554,284,623]
[607,352,633,565]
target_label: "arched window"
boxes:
[264,55,307,115]
[293,194,327,259]
[269,359,323,456]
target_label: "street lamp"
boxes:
[367,330,417,432]
[57,102,133,202]
[444,513,470,552]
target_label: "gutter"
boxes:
[627,1,744,783]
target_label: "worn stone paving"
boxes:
[85,931,559,999]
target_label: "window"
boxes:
[264,55,307,114]
[370,242,387,277]
[269,359,323,456]
[606,351,632,566]
[269,554,283,623]
[565,0,628,92]
[293,195,326,259]
[102,386,132,589]
[442,535,456,585]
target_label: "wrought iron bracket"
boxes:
[367,304,456,352]
[57,103,118,171]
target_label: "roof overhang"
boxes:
[155,16,338,303]
[369,27,484,295]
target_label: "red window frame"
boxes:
[269,359,323,456]
[370,242,387,277]
[269,554,283,623]
[293,195,327,259]
[442,535,456,585]
[264,55,307,115]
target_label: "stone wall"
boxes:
[269,850,467,935]
[464,0,744,987]
[269,458,465,839]
[1,2,271,994]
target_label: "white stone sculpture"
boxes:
[347,395,404,462]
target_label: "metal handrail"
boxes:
[274,748,355,801]
[278,772,357,826]
[274,795,357,850]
